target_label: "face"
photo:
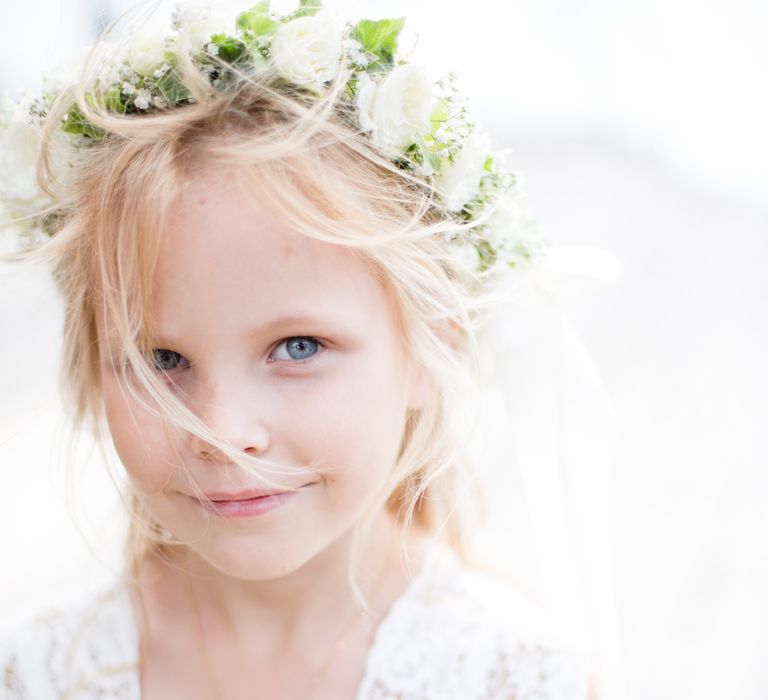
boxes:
[96,171,426,581]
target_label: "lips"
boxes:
[190,487,299,518]
[203,488,290,502]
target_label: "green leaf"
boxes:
[430,98,449,129]
[210,34,248,63]
[61,105,105,139]
[163,48,178,68]
[157,70,190,105]
[296,0,322,16]
[351,17,405,66]
[236,3,278,37]
[426,152,442,173]
[104,86,127,113]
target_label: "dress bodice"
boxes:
[1,545,589,699]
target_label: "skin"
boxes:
[94,171,430,699]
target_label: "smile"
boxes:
[193,491,298,518]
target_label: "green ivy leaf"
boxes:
[104,85,127,113]
[426,152,442,173]
[430,98,449,130]
[295,0,322,16]
[476,239,497,272]
[157,70,190,105]
[236,2,278,37]
[61,105,105,139]
[163,48,178,68]
[351,17,405,67]
[210,34,248,63]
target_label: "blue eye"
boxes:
[271,337,322,363]
[152,349,187,372]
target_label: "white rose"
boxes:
[483,196,527,249]
[355,63,435,152]
[271,11,343,89]
[128,32,169,77]
[355,73,377,131]
[437,131,491,212]
[188,16,232,52]
[170,2,232,50]
[41,45,94,93]
[0,96,81,230]
[1,93,17,127]
[0,98,45,214]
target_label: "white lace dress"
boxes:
[0,546,590,699]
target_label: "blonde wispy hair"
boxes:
[2,2,513,596]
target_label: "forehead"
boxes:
[137,172,402,343]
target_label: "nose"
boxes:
[188,389,271,465]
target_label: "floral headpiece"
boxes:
[0,0,541,279]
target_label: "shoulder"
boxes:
[360,544,591,700]
[0,580,139,699]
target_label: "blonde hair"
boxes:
[3,7,512,594]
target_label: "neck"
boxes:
[139,510,425,646]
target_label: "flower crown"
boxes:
[0,0,541,279]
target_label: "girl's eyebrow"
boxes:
[245,312,339,335]
[253,313,333,333]
[151,312,344,345]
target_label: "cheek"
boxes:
[102,376,176,494]
[309,353,408,494]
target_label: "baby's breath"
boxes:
[0,0,539,277]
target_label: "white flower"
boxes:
[446,239,479,273]
[189,16,232,51]
[0,97,45,215]
[153,63,170,78]
[355,63,435,152]
[436,131,491,212]
[270,11,343,89]
[0,96,78,228]
[173,2,232,51]
[355,73,377,130]
[481,192,542,270]
[85,40,125,90]
[342,37,369,67]
[483,195,526,248]
[41,45,93,93]
[128,32,169,78]
[134,89,152,110]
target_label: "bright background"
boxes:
[1,2,766,699]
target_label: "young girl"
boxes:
[0,1,595,697]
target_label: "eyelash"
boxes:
[269,336,325,365]
[150,336,325,374]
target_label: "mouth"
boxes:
[187,485,309,519]
[204,487,291,502]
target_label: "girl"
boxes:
[0,1,595,697]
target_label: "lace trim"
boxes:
[1,546,588,699]
[356,545,589,699]
[0,583,139,698]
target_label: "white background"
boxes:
[1,2,767,699]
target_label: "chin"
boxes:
[195,537,322,582]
